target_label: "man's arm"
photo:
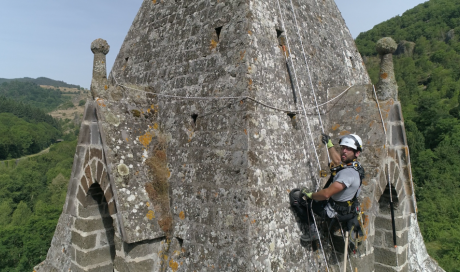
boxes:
[304,181,346,201]
[322,133,341,166]
[328,146,341,166]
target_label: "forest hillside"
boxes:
[0,77,82,89]
[356,0,460,270]
[0,81,86,160]
[0,141,77,271]
[0,79,82,271]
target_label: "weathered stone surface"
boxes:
[392,124,406,146]
[374,246,407,267]
[78,124,91,145]
[408,214,444,271]
[126,259,156,272]
[70,262,114,272]
[376,37,398,55]
[91,38,110,55]
[75,246,114,267]
[34,262,60,272]
[90,123,101,145]
[389,103,403,122]
[113,255,129,272]
[99,228,115,246]
[71,231,97,250]
[376,37,398,101]
[38,1,444,272]
[124,240,163,259]
[78,202,108,218]
[375,262,408,272]
[33,214,74,272]
[74,217,113,233]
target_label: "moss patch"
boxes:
[145,135,172,235]
[131,109,141,117]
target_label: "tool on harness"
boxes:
[319,169,328,177]
[349,209,366,245]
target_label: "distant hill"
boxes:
[0,81,70,112]
[355,0,460,270]
[0,96,61,130]
[0,77,81,89]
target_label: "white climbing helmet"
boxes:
[339,134,363,152]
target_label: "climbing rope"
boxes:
[285,0,361,269]
[110,72,353,116]
[286,0,332,162]
[275,0,330,269]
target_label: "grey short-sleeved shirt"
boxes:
[330,167,360,202]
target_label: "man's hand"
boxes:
[301,188,313,199]
[322,133,334,149]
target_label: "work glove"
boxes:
[321,133,334,148]
[300,187,313,199]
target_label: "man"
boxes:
[289,133,364,243]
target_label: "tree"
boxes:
[10,201,31,226]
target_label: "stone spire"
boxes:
[376,37,398,100]
[90,38,110,99]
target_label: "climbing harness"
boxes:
[326,160,366,249]
[326,160,364,209]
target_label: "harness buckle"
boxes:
[319,169,328,177]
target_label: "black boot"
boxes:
[300,223,319,243]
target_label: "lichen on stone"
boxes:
[131,109,141,117]
[105,112,120,127]
[376,37,397,55]
[118,163,130,176]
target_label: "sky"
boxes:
[0,0,427,89]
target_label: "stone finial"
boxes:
[90,38,110,99]
[376,37,397,55]
[375,37,398,101]
[91,38,110,55]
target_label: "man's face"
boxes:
[340,145,359,163]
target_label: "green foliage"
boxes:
[78,99,86,106]
[0,113,61,160]
[0,81,69,112]
[0,77,81,89]
[11,202,31,226]
[0,140,76,271]
[356,0,460,270]
[59,100,75,110]
[0,200,13,226]
[0,96,61,129]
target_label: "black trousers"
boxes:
[290,189,361,232]
[289,189,328,224]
